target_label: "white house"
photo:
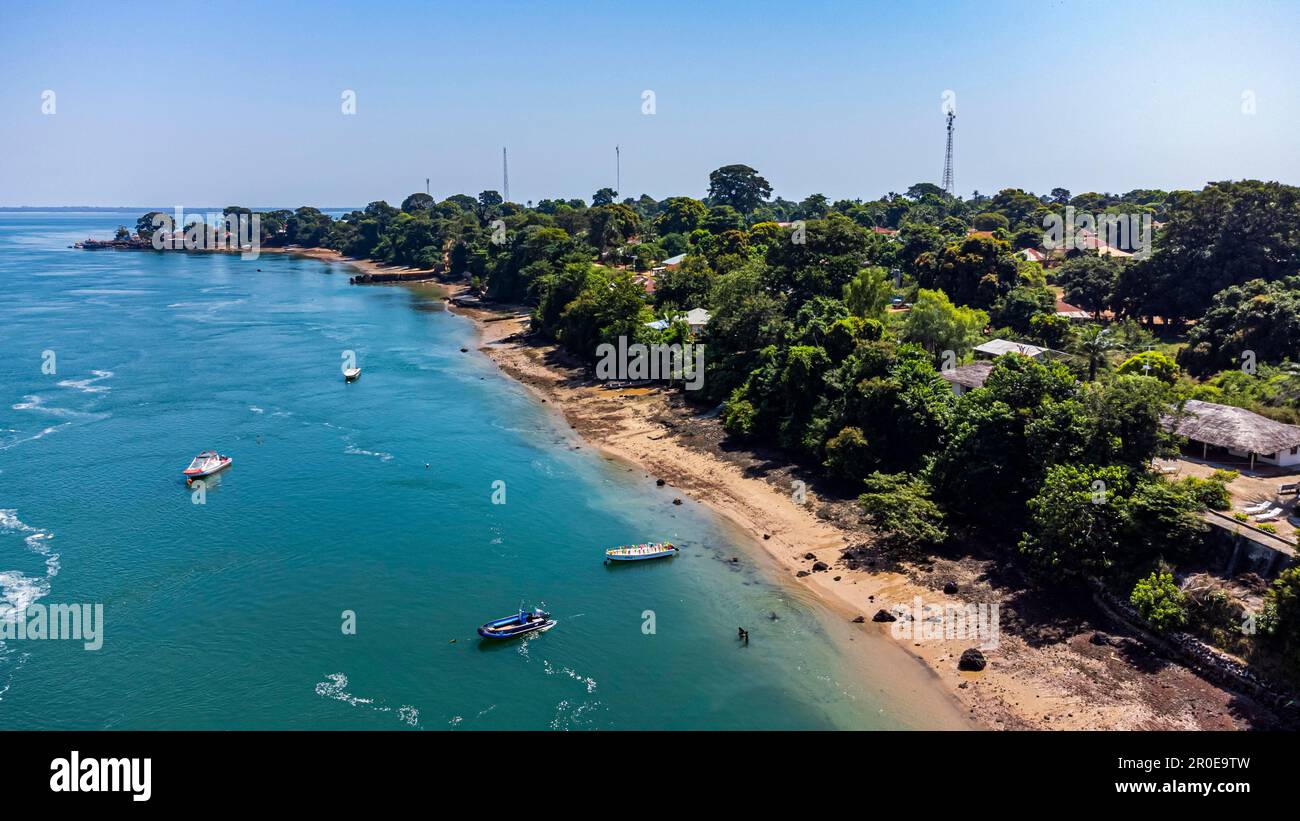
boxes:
[973,339,1047,360]
[644,307,711,336]
[685,308,711,334]
[1164,400,1300,469]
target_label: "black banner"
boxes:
[3,730,1289,808]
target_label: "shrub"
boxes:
[1172,475,1232,511]
[1117,351,1179,384]
[1130,570,1188,633]
[824,427,873,481]
[721,396,758,438]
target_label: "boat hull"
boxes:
[183,458,232,479]
[606,549,677,562]
[477,613,555,640]
[604,543,679,562]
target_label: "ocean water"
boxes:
[0,211,965,730]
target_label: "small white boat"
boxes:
[182,450,232,480]
[343,367,361,382]
[604,542,679,563]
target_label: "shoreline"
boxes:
[294,249,1288,730]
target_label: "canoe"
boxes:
[343,367,361,381]
[182,450,232,479]
[477,609,556,640]
[604,542,678,563]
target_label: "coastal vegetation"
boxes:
[127,171,1300,683]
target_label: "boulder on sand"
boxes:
[958,648,987,672]
[872,609,896,623]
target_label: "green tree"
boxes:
[707,164,772,214]
[654,197,708,235]
[972,212,1010,231]
[1178,277,1300,376]
[915,234,1021,309]
[1056,253,1121,315]
[857,472,947,554]
[587,203,641,249]
[1130,570,1188,632]
[1117,351,1179,384]
[842,266,892,319]
[901,288,988,357]
[1262,566,1300,666]
[400,192,435,213]
[1073,324,1117,381]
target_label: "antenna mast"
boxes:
[941,110,955,197]
[615,145,620,198]
[502,147,510,203]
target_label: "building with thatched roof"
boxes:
[939,361,994,396]
[1164,400,1300,469]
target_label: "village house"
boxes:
[1164,400,1300,470]
[1054,296,1092,321]
[973,338,1047,360]
[644,307,711,336]
[939,361,994,396]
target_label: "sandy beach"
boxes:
[290,249,1286,730]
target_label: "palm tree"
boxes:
[1074,324,1116,381]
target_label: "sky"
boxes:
[1,0,1298,208]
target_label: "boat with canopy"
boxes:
[182,450,232,480]
[604,542,678,563]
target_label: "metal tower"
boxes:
[941,110,955,196]
[502,147,510,203]
[615,145,620,198]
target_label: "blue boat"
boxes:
[604,542,679,563]
[477,608,556,640]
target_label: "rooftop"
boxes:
[1164,400,1300,455]
[974,338,1046,358]
[940,361,994,389]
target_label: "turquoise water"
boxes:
[0,212,962,730]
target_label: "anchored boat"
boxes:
[604,542,678,563]
[182,450,232,481]
[477,608,556,640]
[343,367,361,381]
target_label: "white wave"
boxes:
[0,510,57,626]
[314,672,420,727]
[0,423,71,452]
[344,445,393,462]
[543,660,597,694]
[11,395,108,421]
[0,651,30,703]
[249,406,264,414]
[57,369,113,394]
[314,673,376,706]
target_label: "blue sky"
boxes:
[1,0,1297,207]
